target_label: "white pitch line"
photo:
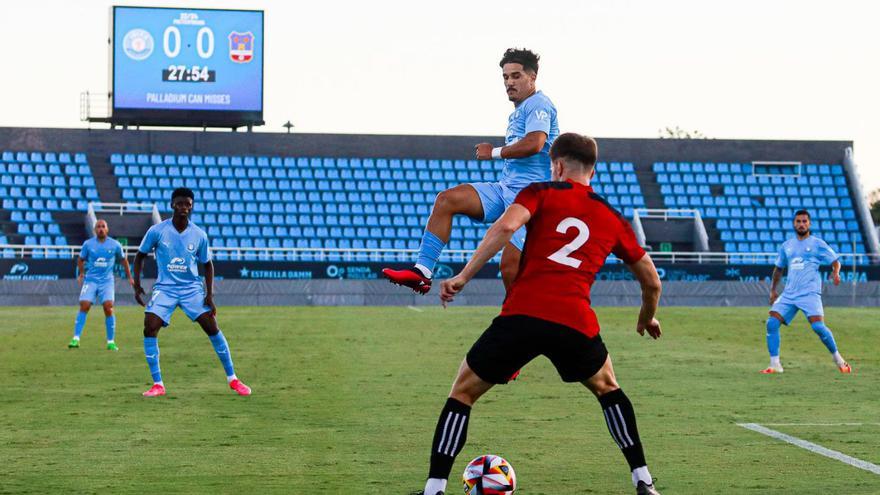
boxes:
[761,423,880,427]
[406,305,424,312]
[738,423,880,476]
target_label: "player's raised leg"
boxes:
[383,184,484,294]
[420,359,494,495]
[194,311,251,396]
[584,356,660,495]
[69,300,91,348]
[142,312,166,397]
[761,312,785,374]
[807,316,851,373]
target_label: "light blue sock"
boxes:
[416,231,445,276]
[766,317,781,358]
[143,337,162,384]
[105,314,116,342]
[810,321,838,354]
[208,331,236,378]
[73,311,88,339]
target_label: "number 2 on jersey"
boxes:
[547,217,590,268]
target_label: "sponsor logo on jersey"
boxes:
[93,257,110,268]
[789,256,805,270]
[123,29,154,61]
[229,32,254,63]
[534,109,549,121]
[167,257,188,273]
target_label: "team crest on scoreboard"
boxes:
[228,31,255,63]
[123,29,154,61]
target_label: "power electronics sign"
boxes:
[0,261,68,280]
[112,7,263,114]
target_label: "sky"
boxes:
[2,0,878,192]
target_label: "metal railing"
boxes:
[3,245,877,266]
[80,91,110,121]
[751,161,802,177]
[87,202,162,225]
[635,208,700,220]
[89,202,156,215]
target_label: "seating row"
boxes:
[1,151,87,164]
[654,162,843,175]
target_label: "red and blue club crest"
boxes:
[228,31,254,63]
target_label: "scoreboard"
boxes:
[111,6,264,127]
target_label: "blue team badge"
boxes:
[187,243,195,252]
[123,29,154,61]
[229,32,254,63]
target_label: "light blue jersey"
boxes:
[771,235,838,324]
[80,237,125,284]
[138,219,211,291]
[499,90,559,190]
[775,235,839,298]
[467,90,559,251]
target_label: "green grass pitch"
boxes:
[1,305,878,494]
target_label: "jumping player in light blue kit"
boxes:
[762,209,851,374]
[68,219,133,350]
[132,188,252,397]
[383,47,559,293]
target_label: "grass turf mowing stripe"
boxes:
[738,423,880,476]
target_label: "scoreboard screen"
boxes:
[111,6,263,126]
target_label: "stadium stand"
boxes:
[0,130,874,265]
[0,150,98,258]
[111,153,645,261]
[654,161,864,259]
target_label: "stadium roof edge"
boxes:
[0,126,854,164]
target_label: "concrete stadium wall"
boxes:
[0,126,852,165]
[3,280,879,308]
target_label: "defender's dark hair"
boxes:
[499,48,540,74]
[794,209,811,219]
[171,187,195,202]
[550,133,598,169]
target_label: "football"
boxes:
[462,455,516,494]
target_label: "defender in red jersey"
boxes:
[412,134,662,495]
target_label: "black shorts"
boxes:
[466,314,608,384]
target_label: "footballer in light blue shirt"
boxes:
[68,219,133,350]
[133,187,251,397]
[383,48,559,294]
[762,209,851,374]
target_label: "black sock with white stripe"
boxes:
[428,397,471,479]
[598,388,647,472]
